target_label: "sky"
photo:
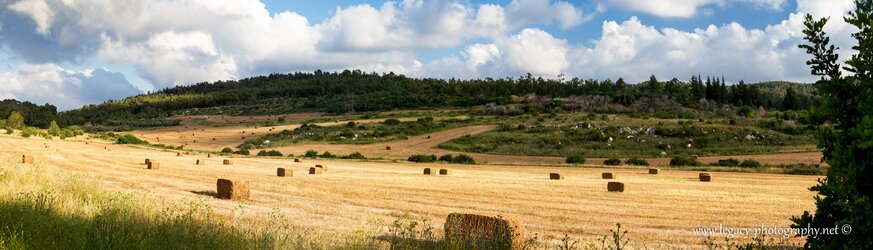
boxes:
[0,0,860,110]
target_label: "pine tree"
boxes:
[7,111,24,129]
[48,120,61,136]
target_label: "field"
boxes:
[0,129,819,248]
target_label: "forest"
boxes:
[4,70,818,130]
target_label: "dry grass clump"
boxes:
[216,179,249,200]
[607,182,625,192]
[602,172,614,179]
[699,173,712,182]
[549,173,563,180]
[648,168,660,174]
[444,213,525,250]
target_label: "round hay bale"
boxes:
[315,164,327,171]
[607,182,625,192]
[277,168,291,177]
[147,161,160,170]
[216,179,250,200]
[423,168,433,175]
[426,135,431,139]
[386,146,392,150]
[196,159,204,165]
[439,169,452,175]
[309,167,323,174]
[699,173,712,182]
[213,138,216,141]
[21,154,34,164]
[601,172,614,179]
[549,173,563,180]
[242,136,246,139]
[177,152,182,156]
[294,158,301,163]
[207,154,212,158]
[648,168,660,174]
[223,159,233,165]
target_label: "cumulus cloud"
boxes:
[0,63,141,110]
[607,0,786,18]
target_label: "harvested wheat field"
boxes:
[0,134,818,247]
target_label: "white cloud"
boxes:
[607,0,786,18]
[499,28,569,76]
[0,63,140,110]
[7,0,51,34]
[506,0,589,29]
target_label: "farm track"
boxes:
[0,134,818,247]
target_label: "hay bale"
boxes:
[699,173,712,182]
[177,152,182,156]
[21,155,34,164]
[216,179,250,200]
[207,154,212,158]
[607,182,625,192]
[386,146,392,150]
[439,169,452,175]
[648,168,660,174]
[212,138,216,141]
[223,159,233,165]
[549,173,563,180]
[242,136,246,139]
[444,213,525,250]
[309,167,323,174]
[147,161,160,170]
[145,158,151,164]
[601,172,614,179]
[423,168,433,175]
[277,168,292,177]
[427,135,431,139]
[315,164,327,171]
[196,159,204,165]
[294,158,301,163]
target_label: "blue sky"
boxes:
[0,0,859,110]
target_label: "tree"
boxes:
[791,4,873,248]
[48,120,61,136]
[7,111,24,129]
[783,88,800,110]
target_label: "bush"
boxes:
[384,119,401,125]
[239,143,255,150]
[603,158,622,166]
[346,152,366,159]
[221,148,233,153]
[407,154,437,163]
[739,159,762,168]
[256,150,283,157]
[670,156,701,166]
[566,155,586,164]
[5,128,12,134]
[116,134,146,144]
[304,150,318,158]
[233,149,250,155]
[711,158,740,167]
[438,154,454,162]
[320,151,336,158]
[625,158,649,166]
[452,154,476,164]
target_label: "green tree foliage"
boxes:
[603,158,622,166]
[116,134,146,144]
[47,120,61,136]
[304,150,318,158]
[407,154,437,163]
[565,155,586,164]
[256,150,283,157]
[669,156,700,166]
[624,158,649,166]
[792,4,873,248]
[1,99,56,128]
[7,111,24,129]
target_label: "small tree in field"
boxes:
[48,120,61,136]
[792,2,873,248]
[7,111,24,129]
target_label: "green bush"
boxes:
[452,154,476,164]
[221,148,233,153]
[4,128,12,134]
[407,154,437,163]
[669,156,701,166]
[711,158,740,167]
[384,119,401,125]
[233,149,250,155]
[438,154,454,162]
[603,158,622,166]
[345,152,366,159]
[256,150,283,157]
[625,158,649,166]
[304,150,318,158]
[239,143,255,150]
[116,134,146,144]
[320,151,336,158]
[566,155,586,164]
[739,159,762,168]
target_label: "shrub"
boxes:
[116,134,146,144]
[384,118,401,125]
[739,159,762,168]
[603,158,622,166]
[407,154,437,163]
[239,143,255,150]
[346,152,366,159]
[670,156,701,166]
[566,155,586,164]
[47,120,61,136]
[711,158,740,167]
[221,148,233,153]
[256,150,283,157]
[304,150,318,158]
[452,154,475,164]
[233,149,250,155]
[320,151,336,158]
[438,154,454,162]
[5,128,12,134]
[625,158,649,166]
[277,117,285,123]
